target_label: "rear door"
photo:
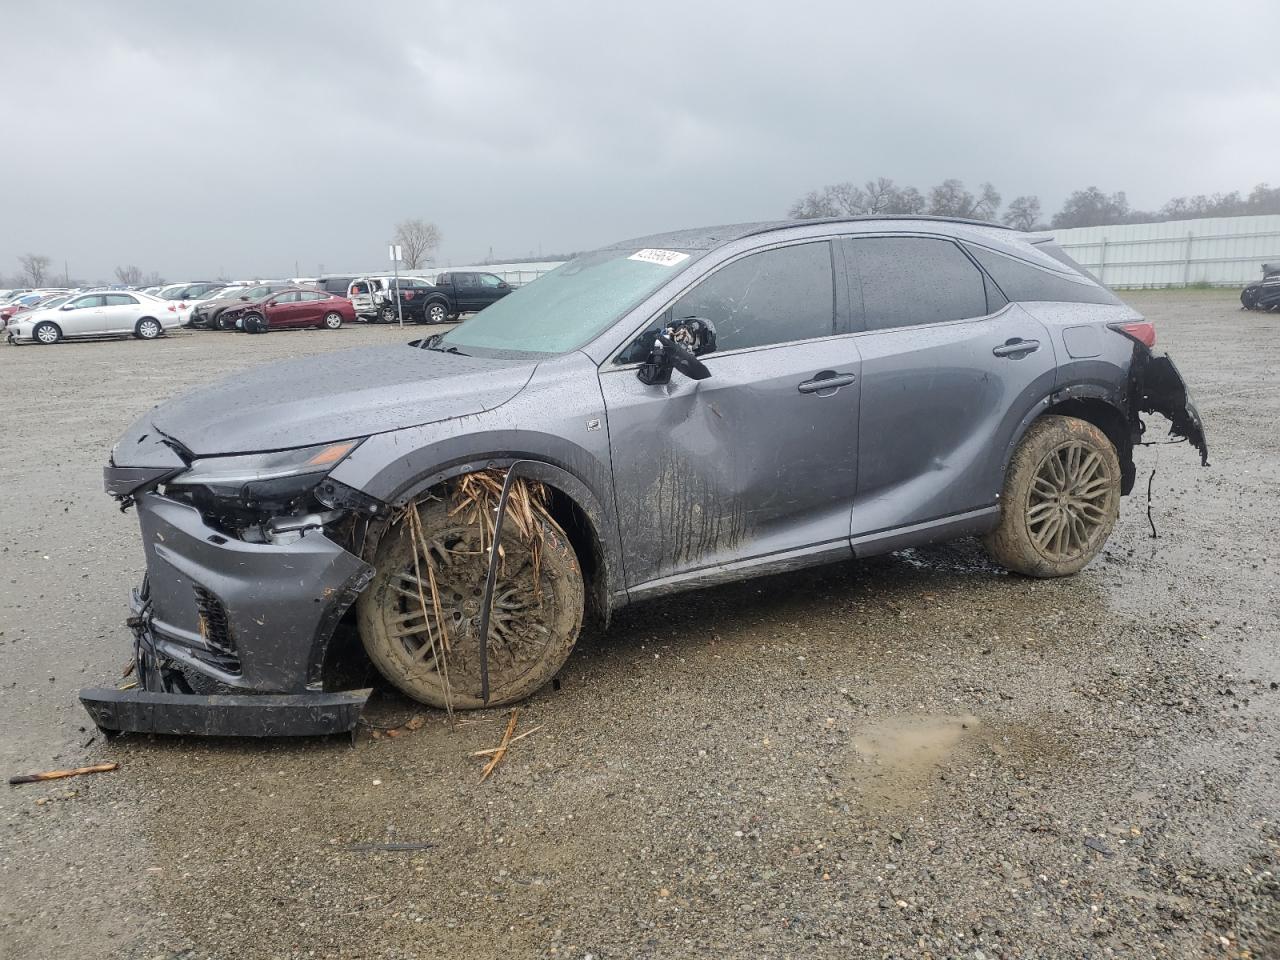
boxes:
[295,290,330,325]
[101,293,142,332]
[842,234,1056,543]
[600,239,862,590]
[453,272,482,312]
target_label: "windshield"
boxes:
[440,248,697,355]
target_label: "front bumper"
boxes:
[128,492,374,692]
[80,686,372,738]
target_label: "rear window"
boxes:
[967,244,1120,305]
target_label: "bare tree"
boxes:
[18,253,51,286]
[142,270,165,286]
[926,179,1001,220]
[114,264,143,286]
[393,219,442,269]
[1001,195,1043,231]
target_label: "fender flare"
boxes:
[999,383,1135,494]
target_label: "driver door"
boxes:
[60,294,108,335]
[598,240,861,593]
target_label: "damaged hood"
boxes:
[132,344,536,459]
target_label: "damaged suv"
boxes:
[86,217,1207,737]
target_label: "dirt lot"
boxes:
[1,293,1277,960]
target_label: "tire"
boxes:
[357,496,584,709]
[982,415,1121,578]
[425,301,448,325]
[242,312,268,334]
[377,304,396,324]
[33,321,61,345]
[1241,285,1260,310]
[214,313,232,330]
[135,317,162,340]
[322,311,343,330]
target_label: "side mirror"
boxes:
[637,334,711,386]
[498,281,510,289]
[239,295,249,301]
[60,304,74,310]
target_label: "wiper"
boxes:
[415,334,469,356]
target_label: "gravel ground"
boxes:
[1,293,1277,960]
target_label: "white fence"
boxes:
[1052,214,1280,289]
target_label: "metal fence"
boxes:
[1052,214,1280,289]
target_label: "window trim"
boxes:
[605,237,840,368]
[840,232,1007,335]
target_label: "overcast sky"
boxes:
[2,0,1278,281]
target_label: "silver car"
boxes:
[88,216,1206,737]
[8,291,177,344]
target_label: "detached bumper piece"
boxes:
[79,686,371,738]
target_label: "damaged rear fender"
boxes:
[1130,346,1209,466]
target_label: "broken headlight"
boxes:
[165,440,363,538]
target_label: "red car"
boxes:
[220,287,356,333]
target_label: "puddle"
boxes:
[847,714,980,813]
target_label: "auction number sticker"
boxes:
[628,248,690,267]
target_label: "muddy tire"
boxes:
[242,312,268,334]
[357,496,584,709]
[982,415,1121,578]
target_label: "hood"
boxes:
[140,343,537,458]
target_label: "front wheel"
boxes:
[982,415,1121,578]
[242,312,268,334]
[357,496,584,709]
[33,321,62,345]
[135,317,162,340]
[322,311,343,330]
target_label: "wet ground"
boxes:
[1,292,1277,959]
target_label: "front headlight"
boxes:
[171,439,362,497]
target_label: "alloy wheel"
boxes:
[1026,439,1113,561]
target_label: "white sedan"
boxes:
[5,291,179,345]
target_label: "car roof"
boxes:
[605,216,1016,253]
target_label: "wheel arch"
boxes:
[358,454,623,627]
[1004,386,1136,495]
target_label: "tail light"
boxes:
[1108,321,1156,348]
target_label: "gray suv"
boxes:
[87,217,1207,736]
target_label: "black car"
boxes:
[313,276,357,296]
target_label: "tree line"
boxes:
[789,179,1280,230]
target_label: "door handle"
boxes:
[992,337,1040,358]
[797,371,857,394]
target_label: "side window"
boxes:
[105,294,138,306]
[273,292,300,304]
[965,244,1121,306]
[301,291,326,301]
[667,241,834,353]
[70,295,105,309]
[845,237,992,331]
[478,273,503,287]
[456,273,479,288]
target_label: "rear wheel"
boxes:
[322,311,343,330]
[982,415,1121,577]
[135,317,162,339]
[357,496,584,709]
[34,321,61,344]
[425,301,448,324]
[377,304,396,324]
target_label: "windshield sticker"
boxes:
[628,248,690,267]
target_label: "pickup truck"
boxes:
[372,271,514,324]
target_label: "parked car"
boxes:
[92,215,1209,737]
[7,291,176,344]
[0,290,66,324]
[347,276,433,321]
[312,275,357,296]
[1240,262,1280,311]
[369,272,514,324]
[188,282,292,329]
[220,287,355,333]
[1,292,75,330]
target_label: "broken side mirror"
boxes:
[637,334,711,386]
